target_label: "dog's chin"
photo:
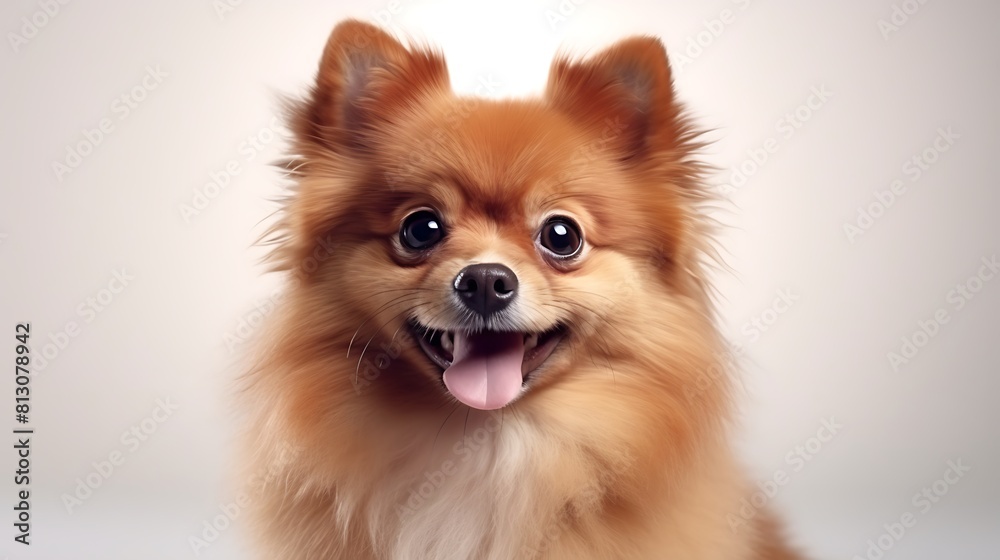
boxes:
[407,319,566,409]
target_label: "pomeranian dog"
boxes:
[240,19,803,560]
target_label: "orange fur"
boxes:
[240,20,803,559]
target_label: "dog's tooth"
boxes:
[525,333,539,351]
[440,331,453,353]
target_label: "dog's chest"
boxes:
[377,424,550,560]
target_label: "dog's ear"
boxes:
[296,19,449,151]
[545,37,685,160]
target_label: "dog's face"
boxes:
[269,21,721,431]
[372,102,654,410]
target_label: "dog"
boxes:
[239,19,803,560]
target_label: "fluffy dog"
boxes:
[240,19,802,560]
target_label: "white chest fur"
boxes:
[365,417,550,560]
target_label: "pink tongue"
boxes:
[442,331,525,410]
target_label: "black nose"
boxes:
[453,263,519,317]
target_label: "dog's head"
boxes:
[267,21,723,428]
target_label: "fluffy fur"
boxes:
[240,20,803,559]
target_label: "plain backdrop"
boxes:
[2,1,999,558]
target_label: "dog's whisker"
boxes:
[543,301,618,385]
[352,287,437,306]
[354,302,425,386]
[549,297,631,342]
[360,300,451,389]
[387,322,406,347]
[594,328,618,387]
[347,293,424,357]
[419,303,456,341]
[430,403,462,466]
[557,287,620,306]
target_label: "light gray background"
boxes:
[2,1,998,559]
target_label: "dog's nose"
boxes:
[453,263,519,317]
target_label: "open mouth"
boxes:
[408,320,565,410]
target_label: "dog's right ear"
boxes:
[295,20,449,152]
[545,36,685,162]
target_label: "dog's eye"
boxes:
[400,210,445,250]
[538,217,582,258]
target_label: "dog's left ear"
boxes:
[545,37,684,160]
[296,20,450,152]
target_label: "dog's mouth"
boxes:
[408,320,566,410]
